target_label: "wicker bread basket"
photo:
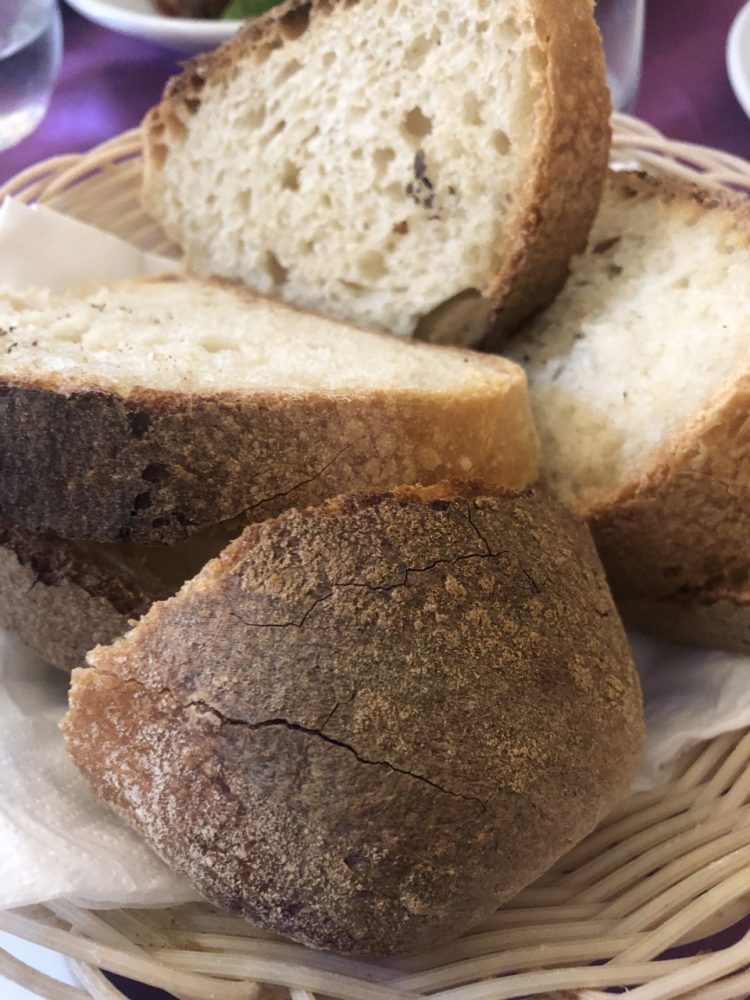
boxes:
[0,113,749,1000]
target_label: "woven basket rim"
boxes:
[0,112,749,1000]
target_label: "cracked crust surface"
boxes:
[63,484,643,955]
[142,0,609,345]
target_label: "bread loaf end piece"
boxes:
[64,484,643,955]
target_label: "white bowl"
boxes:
[728,0,750,120]
[64,0,242,54]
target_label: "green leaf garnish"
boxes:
[222,0,282,19]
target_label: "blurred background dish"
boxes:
[63,0,240,52]
[595,0,646,112]
[728,0,750,119]
[0,0,62,151]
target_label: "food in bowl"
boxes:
[153,0,280,18]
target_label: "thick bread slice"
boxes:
[507,171,750,647]
[142,0,610,346]
[63,483,643,956]
[0,523,150,672]
[0,496,290,672]
[621,580,750,654]
[0,275,537,543]
[0,517,218,671]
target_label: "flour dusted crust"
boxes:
[64,484,643,956]
[142,0,610,345]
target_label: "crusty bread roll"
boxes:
[507,171,750,650]
[142,0,610,346]
[63,484,643,955]
[0,275,537,545]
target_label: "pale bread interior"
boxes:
[0,276,517,395]
[148,0,546,338]
[507,175,750,511]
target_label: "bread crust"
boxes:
[63,485,643,955]
[142,0,610,346]
[0,338,537,543]
[0,523,149,671]
[483,0,611,345]
[590,373,750,597]
[621,585,750,654]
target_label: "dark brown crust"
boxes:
[64,485,643,956]
[621,588,750,653]
[482,0,611,346]
[577,173,750,604]
[142,0,610,347]
[0,281,536,542]
[0,524,146,672]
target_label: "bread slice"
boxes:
[506,171,750,647]
[0,519,216,671]
[0,523,148,673]
[0,275,538,544]
[0,499,281,671]
[621,580,750,654]
[142,0,610,347]
[63,483,643,956]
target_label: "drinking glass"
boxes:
[595,0,646,113]
[0,0,63,152]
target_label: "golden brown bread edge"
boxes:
[142,0,611,348]
[621,581,750,654]
[0,344,536,544]
[482,0,611,344]
[63,483,644,956]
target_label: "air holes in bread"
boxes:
[275,59,303,86]
[142,464,171,484]
[265,251,288,286]
[357,251,387,281]
[463,94,483,126]
[281,161,301,191]
[492,130,511,155]
[401,107,433,143]
[279,4,310,40]
[200,337,240,353]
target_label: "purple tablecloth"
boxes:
[1,3,750,998]
[1,0,750,184]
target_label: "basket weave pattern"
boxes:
[0,114,749,1000]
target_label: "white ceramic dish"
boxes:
[64,0,242,53]
[728,0,750,120]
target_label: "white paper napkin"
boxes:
[0,632,198,909]
[0,197,749,911]
[0,197,176,291]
